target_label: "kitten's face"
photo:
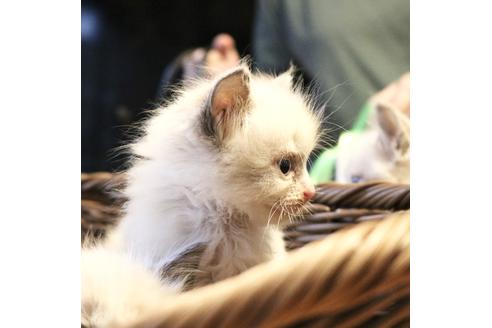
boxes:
[336,104,410,184]
[202,67,320,225]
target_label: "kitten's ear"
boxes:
[276,65,295,89]
[203,67,251,142]
[375,103,410,156]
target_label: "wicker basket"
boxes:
[81,173,410,327]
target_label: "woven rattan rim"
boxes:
[313,182,409,210]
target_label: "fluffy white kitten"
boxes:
[82,64,321,326]
[336,103,410,184]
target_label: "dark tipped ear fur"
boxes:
[201,68,251,143]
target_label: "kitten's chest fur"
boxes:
[200,209,274,281]
[161,208,280,290]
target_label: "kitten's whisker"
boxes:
[277,201,289,229]
[266,202,276,227]
[302,203,314,216]
[262,200,281,242]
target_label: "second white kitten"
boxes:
[336,103,410,184]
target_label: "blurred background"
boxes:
[82,0,255,172]
[82,0,409,173]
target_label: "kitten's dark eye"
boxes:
[351,175,363,183]
[279,159,291,175]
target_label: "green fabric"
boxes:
[310,147,338,184]
[351,102,372,132]
[310,103,372,184]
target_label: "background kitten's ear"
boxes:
[204,67,251,142]
[376,103,400,139]
[375,103,410,156]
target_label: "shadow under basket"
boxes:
[81,173,410,328]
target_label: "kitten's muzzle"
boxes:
[303,190,315,202]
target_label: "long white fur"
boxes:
[81,248,173,327]
[82,64,320,326]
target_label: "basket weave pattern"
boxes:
[285,182,409,249]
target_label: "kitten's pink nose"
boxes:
[303,189,315,202]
